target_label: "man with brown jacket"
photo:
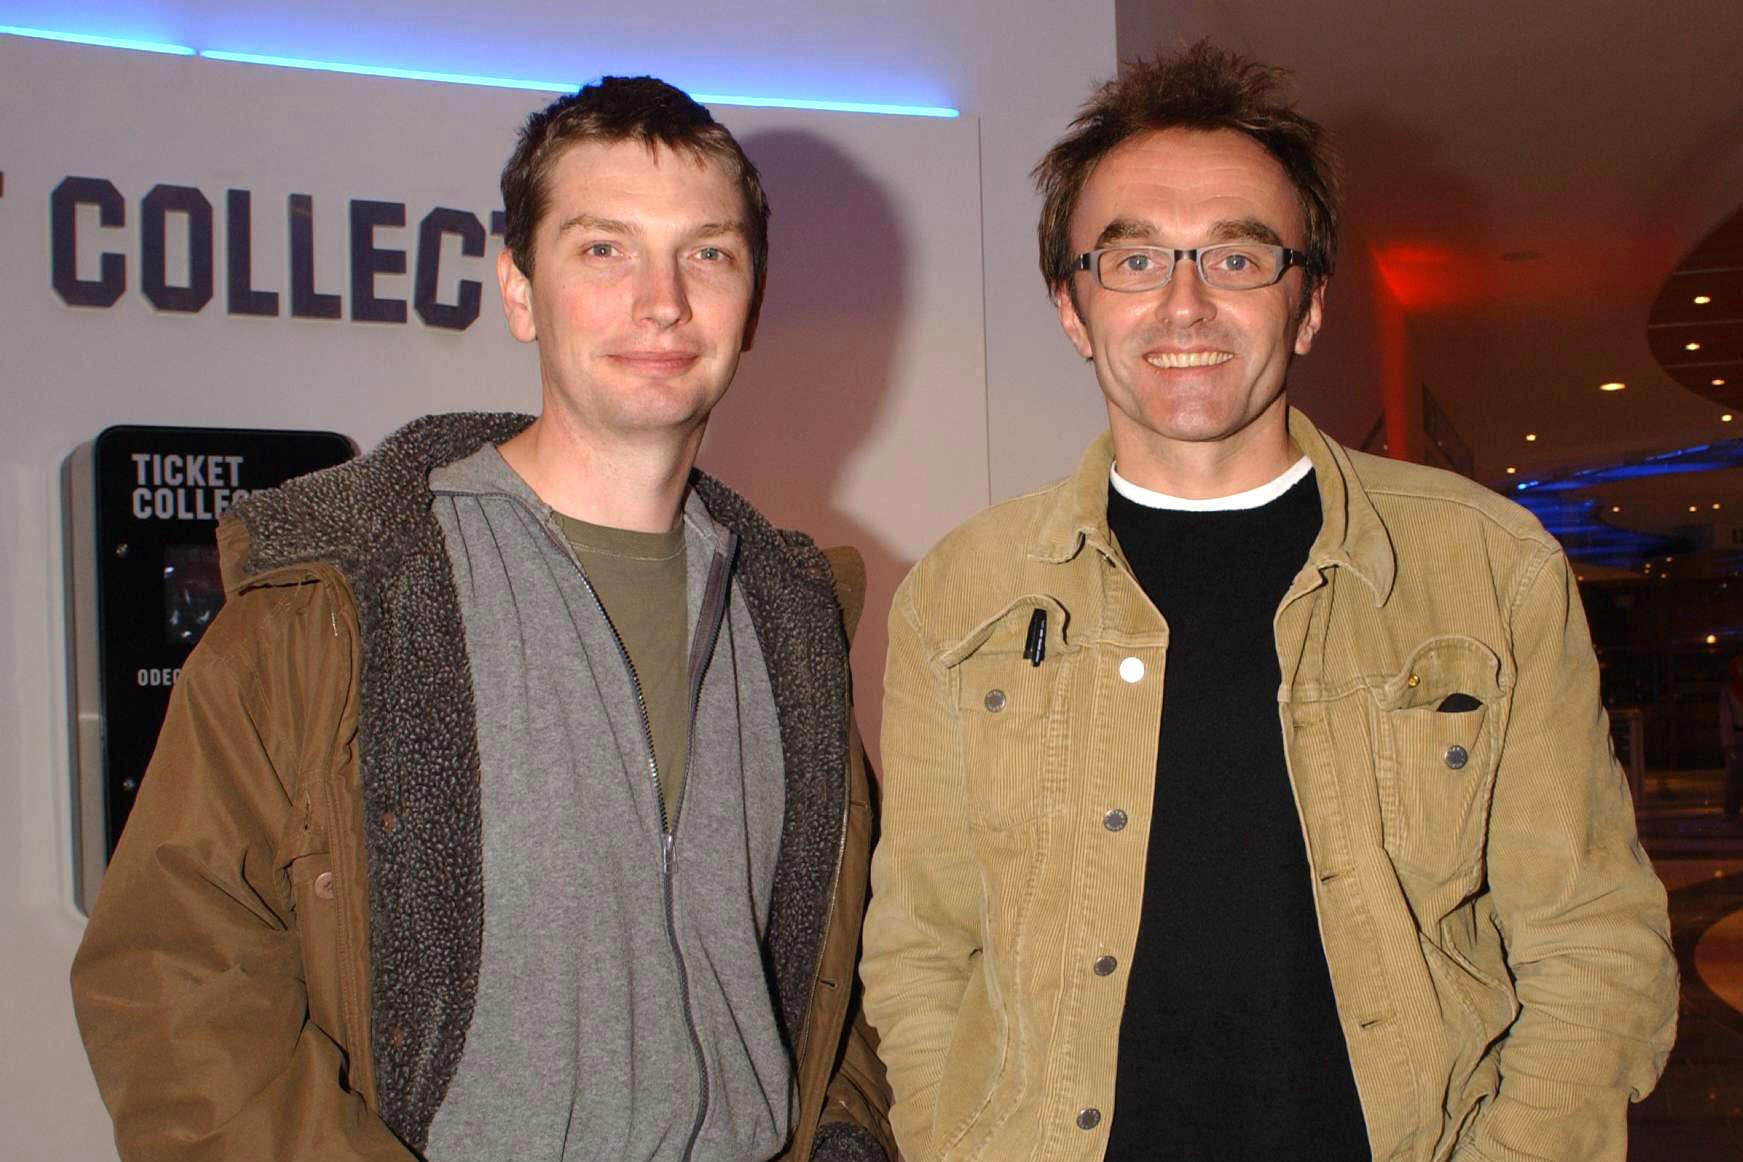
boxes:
[72,77,892,1162]
[860,44,1675,1162]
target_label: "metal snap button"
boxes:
[1076,1107,1102,1131]
[984,689,1007,712]
[314,871,336,899]
[1119,656,1145,683]
[1093,955,1118,976]
[1102,808,1128,832]
[1444,744,1469,770]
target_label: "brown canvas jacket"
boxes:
[71,412,893,1162]
[862,409,1677,1162]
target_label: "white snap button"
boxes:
[1119,656,1144,683]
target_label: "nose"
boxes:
[1155,257,1216,328]
[633,255,692,328]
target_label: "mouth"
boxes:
[1144,349,1234,369]
[609,350,700,375]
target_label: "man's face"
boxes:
[497,139,759,444]
[1054,128,1324,472]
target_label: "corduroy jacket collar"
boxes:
[1028,407,1397,606]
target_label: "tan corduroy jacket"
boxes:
[861,409,1676,1162]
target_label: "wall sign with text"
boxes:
[50,176,508,330]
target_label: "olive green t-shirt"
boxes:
[557,513,690,827]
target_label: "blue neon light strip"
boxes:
[687,92,958,118]
[1509,437,1743,568]
[1514,439,1743,495]
[2,28,959,117]
[200,50,578,93]
[0,24,194,55]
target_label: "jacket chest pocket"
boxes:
[944,595,1073,832]
[1373,636,1507,886]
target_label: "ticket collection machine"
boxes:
[67,425,353,912]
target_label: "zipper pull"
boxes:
[662,831,675,875]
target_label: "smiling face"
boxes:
[1055,127,1324,492]
[497,138,759,449]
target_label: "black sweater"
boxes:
[1103,469,1370,1161]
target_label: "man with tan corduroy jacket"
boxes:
[860,42,1676,1162]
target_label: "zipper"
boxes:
[446,488,676,831]
[509,491,733,1162]
[668,533,736,1162]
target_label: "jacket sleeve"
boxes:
[69,583,414,1162]
[858,567,981,1160]
[1455,546,1677,1162]
[811,1006,898,1161]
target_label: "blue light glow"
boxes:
[688,92,958,118]
[1513,439,1743,495]
[1508,437,1743,568]
[2,27,960,117]
[200,50,577,93]
[0,24,194,55]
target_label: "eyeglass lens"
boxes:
[1096,244,1286,292]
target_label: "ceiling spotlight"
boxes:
[1694,295,1712,305]
[1690,505,1699,512]
[1506,466,1517,475]
[1686,341,1702,351]
[1665,556,1674,563]
[1714,503,1723,510]
[1724,413,1735,423]
[1611,505,1621,513]
[1525,433,1538,442]
[1715,378,1728,387]
[1708,634,1719,645]
[1599,381,1626,392]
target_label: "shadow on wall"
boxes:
[699,127,909,770]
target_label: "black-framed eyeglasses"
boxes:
[1071,243,1307,293]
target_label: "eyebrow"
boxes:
[1091,216,1286,248]
[555,213,635,237]
[692,220,749,240]
[553,214,748,240]
[1093,217,1156,247]
[1208,218,1284,246]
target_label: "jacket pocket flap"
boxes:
[1378,635,1506,712]
[937,594,1074,668]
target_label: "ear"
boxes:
[497,248,537,344]
[740,267,766,353]
[1054,283,1094,360]
[1293,280,1326,356]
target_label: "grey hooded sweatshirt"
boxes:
[422,444,793,1162]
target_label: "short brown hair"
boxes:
[500,76,771,283]
[1034,41,1340,297]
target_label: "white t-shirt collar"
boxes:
[1109,455,1313,512]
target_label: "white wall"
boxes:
[0,6,1118,1158]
